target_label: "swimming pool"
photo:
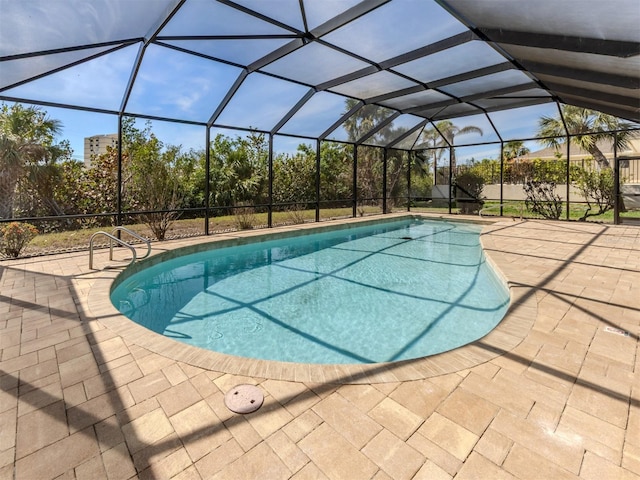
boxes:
[110,218,510,364]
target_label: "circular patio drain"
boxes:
[224,384,264,414]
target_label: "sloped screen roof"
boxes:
[1,0,638,149]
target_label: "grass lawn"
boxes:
[7,203,639,259]
[19,207,378,256]
[478,200,640,222]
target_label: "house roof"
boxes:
[516,132,640,161]
[1,0,638,149]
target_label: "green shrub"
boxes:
[0,222,39,258]
[575,169,615,221]
[233,203,257,230]
[285,205,307,225]
[524,181,563,219]
[454,172,485,214]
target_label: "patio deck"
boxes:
[1,215,638,479]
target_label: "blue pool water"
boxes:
[110,218,509,364]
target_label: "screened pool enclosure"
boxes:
[1,0,639,250]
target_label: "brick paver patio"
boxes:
[1,215,638,479]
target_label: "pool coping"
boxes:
[86,213,536,384]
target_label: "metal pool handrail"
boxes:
[89,232,136,270]
[88,227,150,270]
[110,226,151,262]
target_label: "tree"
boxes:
[411,150,434,198]
[356,145,384,206]
[383,150,409,210]
[273,149,315,206]
[433,120,483,170]
[121,119,185,240]
[16,140,74,220]
[342,101,389,143]
[340,101,383,209]
[537,105,633,170]
[315,142,352,202]
[575,169,616,221]
[0,103,62,219]
[523,181,563,220]
[503,140,529,161]
[419,121,483,180]
[209,132,268,210]
[173,148,207,210]
[454,171,485,214]
[417,126,447,184]
[81,146,120,226]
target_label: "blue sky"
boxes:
[14,98,561,164]
[1,0,598,163]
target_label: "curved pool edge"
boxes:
[86,214,536,384]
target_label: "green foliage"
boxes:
[284,205,308,225]
[81,149,120,224]
[0,221,38,257]
[410,174,432,199]
[419,121,483,170]
[14,141,75,223]
[574,169,615,221]
[121,119,184,240]
[501,158,583,184]
[209,132,268,209]
[5,100,635,248]
[173,148,207,209]
[340,101,412,209]
[455,156,589,186]
[233,203,257,230]
[454,171,484,214]
[523,181,563,219]
[317,142,352,202]
[466,159,501,184]
[410,152,433,199]
[0,103,61,148]
[280,142,354,208]
[0,103,64,219]
[503,141,529,161]
[386,150,409,209]
[342,100,394,144]
[273,149,316,206]
[357,146,384,203]
[537,106,633,170]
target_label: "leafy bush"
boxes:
[0,222,38,258]
[467,159,501,184]
[233,203,257,230]
[574,169,615,221]
[285,205,307,225]
[524,181,563,219]
[454,172,485,214]
[503,158,583,184]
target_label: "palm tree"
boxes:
[0,103,62,219]
[433,120,483,170]
[418,125,447,184]
[418,121,483,182]
[342,99,390,143]
[503,140,530,161]
[537,105,633,170]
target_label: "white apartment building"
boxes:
[83,133,118,167]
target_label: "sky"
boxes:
[5,97,559,164]
[0,0,587,163]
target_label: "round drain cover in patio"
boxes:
[224,384,264,414]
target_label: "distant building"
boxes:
[84,134,118,167]
[515,132,640,162]
[513,132,640,183]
